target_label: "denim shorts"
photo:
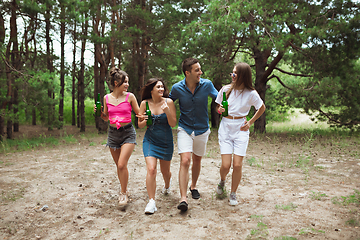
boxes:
[106,123,137,150]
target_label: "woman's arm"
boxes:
[137,101,147,129]
[129,93,140,115]
[240,103,266,131]
[162,98,177,127]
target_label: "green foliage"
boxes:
[180,0,360,131]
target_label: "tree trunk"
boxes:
[59,4,65,125]
[253,49,270,133]
[45,7,54,130]
[72,21,76,126]
[116,0,122,68]
[79,17,88,132]
[93,7,108,133]
[13,87,19,132]
[0,13,5,43]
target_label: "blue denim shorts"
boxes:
[106,123,136,150]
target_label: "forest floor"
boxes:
[0,118,360,240]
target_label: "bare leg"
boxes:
[190,153,202,190]
[145,157,157,200]
[179,152,191,203]
[231,155,244,193]
[159,159,171,189]
[110,143,135,194]
[220,154,232,181]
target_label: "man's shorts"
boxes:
[218,117,249,156]
[177,127,210,156]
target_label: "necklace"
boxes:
[110,93,122,102]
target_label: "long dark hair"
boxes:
[226,62,254,99]
[140,78,169,100]
[109,67,128,88]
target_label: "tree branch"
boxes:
[318,108,360,126]
[274,67,313,77]
[268,75,293,90]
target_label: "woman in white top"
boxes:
[215,62,266,206]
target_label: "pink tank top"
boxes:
[106,93,132,129]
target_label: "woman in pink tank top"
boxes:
[95,68,143,207]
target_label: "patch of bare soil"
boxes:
[0,125,360,239]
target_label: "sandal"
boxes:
[189,187,200,199]
[177,201,188,212]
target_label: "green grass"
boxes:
[309,191,328,201]
[246,222,269,240]
[275,203,298,211]
[274,237,297,240]
[345,218,359,226]
[298,227,325,235]
[247,157,257,166]
[0,133,81,153]
[1,187,25,202]
[332,190,360,206]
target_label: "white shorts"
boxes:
[177,127,211,156]
[218,117,249,156]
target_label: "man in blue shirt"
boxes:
[169,58,218,211]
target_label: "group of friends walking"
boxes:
[95,58,266,214]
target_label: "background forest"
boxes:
[1,0,360,140]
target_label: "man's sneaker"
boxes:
[145,199,157,214]
[162,178,172,195]
[118,192,128,206]
[229,192,238,206]
[216,180,225,195]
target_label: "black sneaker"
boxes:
[189,187,200,199]
[177,201,188,211]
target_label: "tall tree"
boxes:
[45,2,55,130]
[91,0,110,132]
[182,0,360,132]
[79,11,89,132]
[58,0,66,125]
[5,0,20,139]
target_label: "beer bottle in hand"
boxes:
[146,101,152,126]
[221,92,228,117]
[95,93,102,117]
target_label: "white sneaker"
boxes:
[229,192,238,206]
[162,178,172,195]
[216,180,225,195]
[118,192,128,206]
[145,199,157,214]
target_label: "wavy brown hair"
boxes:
[140,78,169,100]
[226,62,254,99]
[109,67,128,88]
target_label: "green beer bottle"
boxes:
[221,92,228,117]
[146,101,152,126]
[95,93,102,117]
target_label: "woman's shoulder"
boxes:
[165,97,174,103]
[221,84,231,91]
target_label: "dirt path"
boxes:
[1,126,360,239]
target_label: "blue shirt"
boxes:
[169,78,218,136]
